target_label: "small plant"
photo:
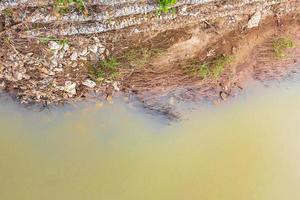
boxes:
[198,63,210,79]
[96,57,120,80]
[157,0,177,14]
[38,36,69,45]
[100,57,119,70]
[272,37,295,58]
[187,63,210,79]
[55,0,87,14]
[2,8,13,17]
[211,55,233,78]
[123,48,161,68]
[184,54,233,80]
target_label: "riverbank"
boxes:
[0,0,299,118]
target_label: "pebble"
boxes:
[48,41,61,50]
[64,81,77,96]
[247,11,262,29]
[15,72,23,80]
[79,48,88,56]
[89,45,98,54]
[70,51,78,61]
[82,79,96,88]
[113,82,120,91]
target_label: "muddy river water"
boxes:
[1,79,300,200]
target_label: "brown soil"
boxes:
[115,15,300,118]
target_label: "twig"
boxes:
[203,20,220,35]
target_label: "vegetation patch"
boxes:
[38,36,69,45]
[210,55,233,78]
[272,37,295,58]
[121,48,164,69]
[54,0,87,14]
[185,55,233,80]
[88,57,120,82]
[157,0,177,14]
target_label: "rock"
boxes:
[48,41,61,50]
[40,67,50,74]
[0,81,5,88]
[89,45,98,54]
[63,43,69,51]
[247,11,261,29]
[97,43,106,54]
[79,47,88,56]
[98,47,106,54]
[64,81,76,96]
[15,72,23,80]
[82,79,96,88]
[113,82,120,91]
[93,37,100,43]
[70,51,78,61]
[50,59,58,68]
[53,68,63,73]
[58,51,65,59]
[220,91,227,101]
[106,95,113,104]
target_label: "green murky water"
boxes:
[1,81,300,200]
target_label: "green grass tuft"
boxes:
[184,55,233,80]
[157,0,177,14]
[55,0,86,14]
[38,36,69,45]
[272,37,295,58]
[211,55,233,78]
[96,57,120,81]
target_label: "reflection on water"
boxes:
[1,81,300,200]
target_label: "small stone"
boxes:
[113,82,120,91]
[0,81,5,88]
[64,81,76,96]
[58,51,65,59]
[82,79,96,88]
[51,59,58,68]
[70,52,78,61]
[79,48,88,56]
[220,91,227,101]
[93,37,100,43]
[48,41,61,50]
[106,95,113,104]
[247,11,261,29]
[53,68,63,73]
[89,45,98,54]
[63,43,69,51]
[15,72,23,80]
[40,67,49,74]
[98,47,106,54]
